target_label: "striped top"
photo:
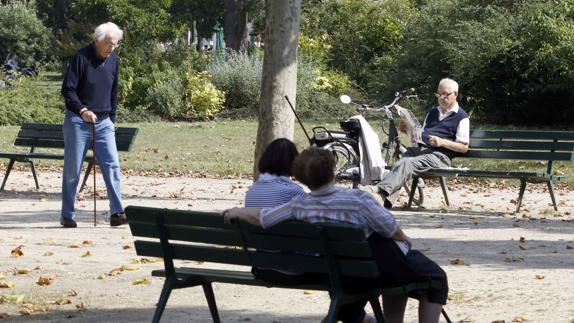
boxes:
[260,185,398,239]
[244,173,306,208]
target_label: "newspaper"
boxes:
[394,105,423,146]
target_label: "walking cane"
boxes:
[92,122,97,227]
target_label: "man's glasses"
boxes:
[103,41,120,49]
[435,91,453,99]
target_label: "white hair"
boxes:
[93,22,123,41]
[438,78,459,93]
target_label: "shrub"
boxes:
[207,52,262,117]
[182,71,225,119]
[0,77,64,126]
[313,69,352,97]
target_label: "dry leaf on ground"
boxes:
[43,251,54,256]
[82,251,92,257]
[15,268,31,275]
[122,245,132,250]
[82,240,93,245]
[68,290,78,297]
[512,316,529,322]
[505,256,525,262]
[68,244,82,248]
[449,258,467,265]
[36,277,51,286]
[132,278,150,285]
[0,281,15,288]
[53,298,72,305]
[10,245,24,257]
[534,275,545,280]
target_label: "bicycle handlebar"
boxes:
[350,92,418,118]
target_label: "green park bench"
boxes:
[125,205,452,323]
[0,122,139,191]
[407,130,574,212]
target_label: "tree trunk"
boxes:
[253,0,301,178]
[224,0,249,51]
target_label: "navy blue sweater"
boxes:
[422,106,469,159]
[61,44,119,122]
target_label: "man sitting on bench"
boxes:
[378,78,470,208]
[224,148,449,323]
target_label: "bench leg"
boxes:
[152,277,175,323]
[406,177,418,209]
[547,181,558,211]
[515,179,527,213]
[324,297,340,323]
[1,159,16,191]
[79,160,94,192]
[368,295,385,323]
[439,176,450,206]
[202,283,221,323]
[27,160,40,189]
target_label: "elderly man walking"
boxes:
[378,78,470,208]
[60,22,126,228]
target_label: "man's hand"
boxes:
[79,108,97,123]
[428,135,443,147]
[222,207,262,226]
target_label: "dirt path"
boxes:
[1,170,573,322]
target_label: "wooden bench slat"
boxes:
[463,150,573,161]
[129,222,244,245]
[134,240,379,278]
[470,130,574,140]
[470,140,574,151]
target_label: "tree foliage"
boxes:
[0,2,52,66]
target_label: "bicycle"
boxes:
[307,91,425,207]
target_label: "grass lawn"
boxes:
[1,120,573,187]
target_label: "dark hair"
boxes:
[258,138,299,177]
[292,148,335,190]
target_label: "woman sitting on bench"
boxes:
[224,147,449,323]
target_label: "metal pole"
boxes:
[92,123,97,227]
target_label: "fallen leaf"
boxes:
[0,281,15,288]
[122,245,132,250]
[518,244,529,250]
[449,258,467,265]
[21,303,48,313]
[567,244,574,250]
[491,321,506,323]
[82,240,93,245]
[68,244,82,248]
[96,274,107,280]
[76,303,86,310]
[34,266,43,271]
[43,251,54,256]
[132,278,150,285]
[15,269,31,275]
[534,275,545,280]
[68,290,78,297]
[36,277,51,286]
[0,294,25,304]
[519,237,526,243]
[81,251,92,257]
[121,265,140,271]
[0,272,5,279]
[10,245,24,257]
[512,316,529,322]
[303,290,316,295]
[53,298,72,305]
[512,223,521,228]
[505,256,524,262]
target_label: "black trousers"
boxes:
[253,233,448,323]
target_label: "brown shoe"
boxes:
[110,213,128,227]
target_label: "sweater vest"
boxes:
[422,106,468,159]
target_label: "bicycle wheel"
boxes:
[323,141,360,188]
[382,143,424,207]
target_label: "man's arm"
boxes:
[61,53,85,114]
[428,135,469,153]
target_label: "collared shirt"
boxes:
[423,103,470,144]
[259,185,398,239]
[245,173,306,208]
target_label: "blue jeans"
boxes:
[61,110,123,219]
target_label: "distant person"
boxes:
[224,148,449,323]
[378,78,470,208]
[245,138,305,208]
[60,22,125,228]
[5,54,18,70]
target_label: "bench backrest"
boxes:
[465,130,574,162]
[14,123,139,152]
[126,206,379,279]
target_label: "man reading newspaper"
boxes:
[378,78,470,209]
